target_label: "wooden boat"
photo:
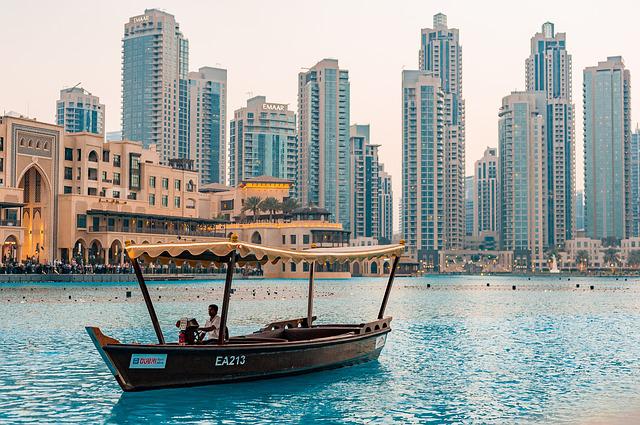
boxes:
[87,238,405,392]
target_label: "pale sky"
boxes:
[2,0,639,231]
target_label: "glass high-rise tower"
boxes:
[631,129,640,237]
[56,86,104,136]
[189,67,227,185]
[402,70,445,264]
[297,59,351,230]
[419,13,465,250]
[583,56,631,240]
[122,9,189,163]
[349,124,379,240]
[525,22,575,249]
[499,92,547,271]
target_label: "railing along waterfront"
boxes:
[88,225,226,238]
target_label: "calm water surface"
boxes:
[1,275,640,424]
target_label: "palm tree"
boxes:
[281,197,300,215]
[627,250,640,268]
[575,250,589,272]
[242,196,263,222]
[603,248,620,271]
[260,197,280,222]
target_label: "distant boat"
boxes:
[87,239,405,392]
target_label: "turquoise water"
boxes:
[1,275,640,423]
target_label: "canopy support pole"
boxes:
[218,253,237,345]
[132,256,165,344]
[307,261,315,328]
[378,255,400,319]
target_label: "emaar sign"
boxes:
[262,103,287,112]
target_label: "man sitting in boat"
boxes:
[198,304,221,343]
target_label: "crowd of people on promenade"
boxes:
[0,257,265,276]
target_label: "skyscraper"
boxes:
[349,124,379,240]
[189,67,227,185]
[576,190,585,232]
[56,86,104,136]
[378,165,393,244]
[631,128,640,237]
[419,13,465,250]
[122,9,189,162]
[474,147,498,238]
[402,70,444,261]
[525,22,575,249]
[297,59,351,229]
[499,92,546,270]
[583,56,631,240]
[229,96,297,187]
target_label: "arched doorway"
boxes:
[19,166,51,262]
[2,235,18,263]
[383,261,390,274]
[73,239,87,264]
[352,262,361,276]
[251,231,262,244]
[89,240,103,265]
[371,262,378,275]
[109,240,123,265]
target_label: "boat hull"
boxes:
[89,324,391,392]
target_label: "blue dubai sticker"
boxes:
[129,354,167,369]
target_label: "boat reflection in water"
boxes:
[87,237,405,392]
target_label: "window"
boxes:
[162,178,169,189]
[113,154,121,167]
[282,235,286,244]
[174,179,181,190]
[290,263,297,272]
[88,168,98,181]
[0,136,3,151]
[76,149,82,161]
[102,150,110,162]
[290,235,297,244]
[76,214,87,228]
[303,234,310,245]
[64,148,73,161]
[149,194,156,206]
[113,191,120,199]
[92,216,100,231]
[63,186,72,194]
[303,262,309,272]
[127,192,137,200]
[0,158,3,172]
[77,167,81,180]
[174,197,180,208]
[88,187,97,196]
[88,151,98,162]
[101,171,107,182]
[129,153,141,190]
[162,195,168,207]
[149,176,156,188]
[64,167,73,180]
[186,180,194,192]
[113,172,121,185]
[123,219,130,231]
[221,200,234,210]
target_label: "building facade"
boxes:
[56,86,104,136]
[188,67,227,185]
[583,56,631,240]
[402,70,444,262]
[474,147,498,238]
[378,165,393,243]
[122,9,190,163]
[419,13,465,250]
[297,59,351,230]
[525,22,575,249]
[349,124,379,240]
[631,128,640,237]
[498,92,547,270]
[230,96,297,187]
[576,190,585,232]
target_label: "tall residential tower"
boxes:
[122,9,189,162]
[474,147,498,238]
[402,70,444,263]
[419,13,465,250]
[349,124,379,240]
[297,59,351,229]
[56,86,104,136]
[188,67,227,185]
[583,56,631,240]
[525,22,575,249]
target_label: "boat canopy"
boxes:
[125,240,405,266]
